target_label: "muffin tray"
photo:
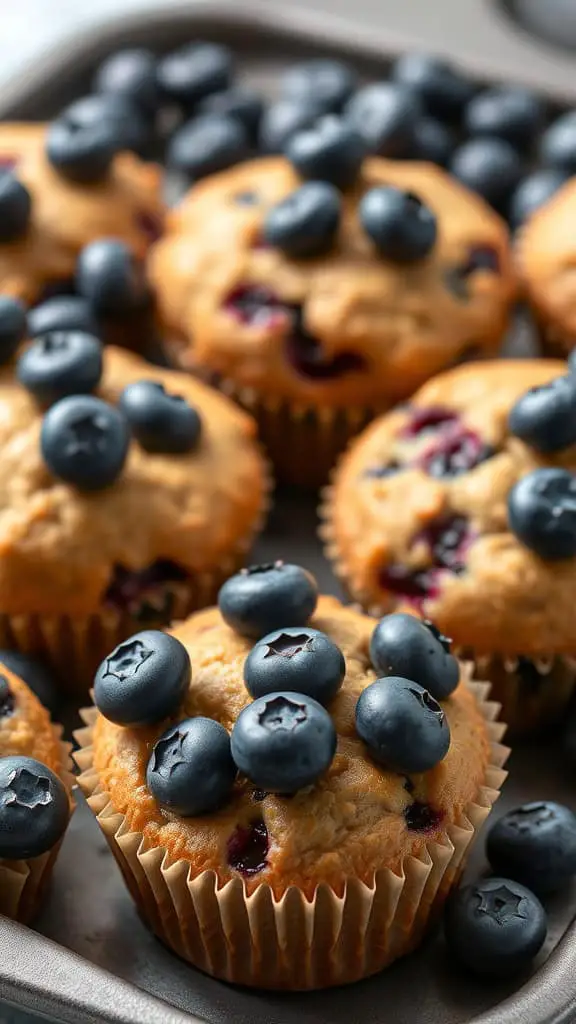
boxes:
[2,3,576,1023]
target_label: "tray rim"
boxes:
[0,2,575,1023]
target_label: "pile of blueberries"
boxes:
[61,42,576,228]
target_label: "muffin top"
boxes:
[0,663,62,773]
[150,155,514,409]
[0,123,163,303]
[91,594,494,897]
[519,178,576,348]
[0,345,267,617]
[326,358,576,656]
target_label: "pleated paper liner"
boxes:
[163,336,380,489]
[0,724,74,924]
[74,671,508,991]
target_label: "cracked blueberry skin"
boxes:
[27,296,98,340]
[0,755,68,860]
[369,614,459,701]
[243,626,345,705]
[230,691,337,793]
[119,380,202,454]
[508,468,576,561]
[147,717,236,816]
[355,677,450,773]
[0,295,27,364]
[509,376,576,454]
[17,330,103,405]
[445,877,547,978]
[0,172,32,243]
[40,394,130,491]
[94,630,191,726]
[487,802,576,894]
[218,561,318,639]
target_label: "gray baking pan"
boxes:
[1,3,576,1023]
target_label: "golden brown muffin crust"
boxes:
[0,664,62,773]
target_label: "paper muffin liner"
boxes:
[74,671,508,990]
[0,724,74,924]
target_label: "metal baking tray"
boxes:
[2,3,576,1023]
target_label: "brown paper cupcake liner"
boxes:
[0,724,74,924]
[74,671,508,990]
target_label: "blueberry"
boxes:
[147,717,236,816]
[263,181,340,259]
[369,614,459,701]
[285,116,366,190]
[360,187,437,263]
[244,627,345,705]
[230,691,336,793]
[94,630,191,726]
[218,561,318,640]
[540,111,576,175]
[355,677,450,773]
[508,468,576,560]
[0,650,59,714]
[0,755,69,859]
[28,296,98,340]
[17,331,103,404]
[391,53,475,121]
[487,802,576,894]
[157,42,233,108]
[0,296,27,363]
[46,109,120,184]
[0,173,31,242]
[445,877,547,978]
[94,48,160,117]
[410,117,455,166]
[40,394,130,491]
[345,83,421,158]
[450,138,524,215]
[509,376,576,453]
[0,676,14,718]
[280,59,358,115]
[509,169,569,229]
[259,99,325,154]
[59,94,154,160]
[167,115,250,181]
[196,88,264,143]
[464,87,545,151]
[76,239,148,318]
[119,380,202,454]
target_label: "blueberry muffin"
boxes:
[75,563,506,989]
[0,122,163,305]
[322,358,576,733]
[0,339,268,689]
[149,154,515,487]
[0,661,71,922]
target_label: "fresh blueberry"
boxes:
[464,87,545,151]
[244,627,345,705]
[360,187,437,263]
[0,172,31,242]
[280,59,357,115]
[218,561,318,640]
[17,331,103,404]
[147,717,236,816]
[450,138,524,215]
[157,42,233,108]
[285,116,366,190]
[76,239,148,318]
[345,83,421,158]
[119,380,202,454]
[0,651,59,714]
[230,691,336,793]
[263,182,340,258]
[355,677,451,773]
[540,110,576,175]
[369,614,459,701]
[40,394,130,491]
[46,109,120,184]
[509,169,569,229]
[259,99,325,154]
[196,87,264,143]
[28,296,98,339]
[0,755,69,859]
[445,877,547,978]
[167,114,250,181]
[0,296,27,363]
[94,48,160,117]
[391,53,475,121]
[410,117,455,166]
[487,802,576,894]
[59,94,154,160]
[509,376,576,453]
[94,630,191,726]
[508,468,576,560]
